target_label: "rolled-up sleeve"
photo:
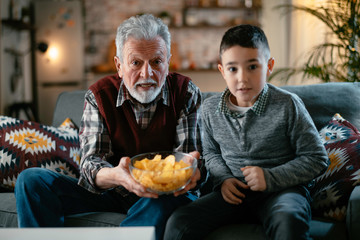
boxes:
[78,90,114,194]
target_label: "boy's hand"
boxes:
[221,178,249,205]
[241,166,266,191]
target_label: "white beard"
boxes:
[125,79,164,104]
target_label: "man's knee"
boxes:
[16,168,42,187]
[15,168,54,194]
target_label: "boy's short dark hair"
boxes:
[219,24,270,61]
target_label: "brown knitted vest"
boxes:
[89,73,189,166]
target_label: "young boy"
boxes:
[163,25,328,240]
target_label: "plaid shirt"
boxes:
[217,83,269,118]
[78,78,202,194]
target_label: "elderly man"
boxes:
[15,14,203,240]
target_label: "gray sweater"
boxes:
[202,84,328,192]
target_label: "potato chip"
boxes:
[153,155,162,161]
[164,155,176,165]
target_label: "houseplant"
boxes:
[269,0,359,83]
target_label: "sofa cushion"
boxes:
[280,82,360,131]
[0,192,127,227]
[310,114,360,221]
[0,192,17,227]
[52,90,86,128]
[0,116,81,190]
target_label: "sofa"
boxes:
[0,82,359,240]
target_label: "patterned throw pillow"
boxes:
[0,116,81,190]
[310,114,360,221]
[319,113,360,144]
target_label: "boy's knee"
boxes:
[273,209,306,223]
[164,207,195,240]
[269,194,311,225]
[166,208,182,227]
[265,208,311,240]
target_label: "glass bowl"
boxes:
[129,151,197,194]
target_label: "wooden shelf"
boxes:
[184,6,262,10]
[170,25,231,29]
[2,19,34,30]
[182,4,262,28]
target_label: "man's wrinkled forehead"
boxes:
[123,36,168,58]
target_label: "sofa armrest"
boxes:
[346,185,360,240]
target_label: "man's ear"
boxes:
[267,57,275,76]
[114,56,122,77]
[167,54,172,65]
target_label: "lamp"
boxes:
[36,42,62,64]
[37,42,48,53]
[47,45,59,61]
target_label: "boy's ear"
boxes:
[218,63,225,77]
[267,57,275,76]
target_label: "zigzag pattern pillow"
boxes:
[310,114,360,221]
[0,116,81,190]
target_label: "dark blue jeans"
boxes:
[15,168,194,240]
[164,186,312,240]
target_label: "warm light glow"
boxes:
[294,0,327,8]
[47,46,59,60]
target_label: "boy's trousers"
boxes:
[164,185,312,240]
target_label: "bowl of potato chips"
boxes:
[129,151,197,194]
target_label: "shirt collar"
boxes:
[116,80,170,107]
[217,83,269,117]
